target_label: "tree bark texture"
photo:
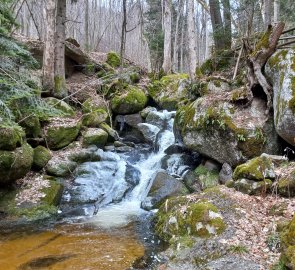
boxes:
[162,0,172,73]
[187,0,197,79]
[209,0,224,51]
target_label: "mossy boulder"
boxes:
[82,109,108,127]
[175,97,281,166]
[0,143,33,185]
[82,128,108,147]
[0,123,25,151]
[111,85,147,114]
[44,97,75,117]
[106,51,121,67]
[233,156,275,181]
[155,197,226,241]
[233,178,272,195]
[82,96,107,113]
[194,165,219,190]
[44,118,81,150]
[99,122,120,141]
[147,74,191,110]
[280,215,295,269]
[46,159,77,177]
[267,49,295,146]
[33,146,52,170]
[277,162,295,197]
[19,115,41,138]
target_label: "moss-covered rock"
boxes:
[19,114,41,138]
[44,118,81,150]
[82,96,107,113]
[46,158,77,177]
[0,123,25,150]
[194,165,219,190]
[233,156,275,181]
[111,85,147,114]
[155,197,226,241]
[33,146,52,170]
[277,162,295,197]
[233,178,272,195]
[44,97,75,117]
[82,109,108,127]
[106,51,121,67]
[0,143,33,185]
[267,49,295,146]
[147,73,191,110]
[280,215,295,269]
[82,128,108,147]
[174,97,281,167]
[99,122,120,141]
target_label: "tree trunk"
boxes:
[85,0,90,51]
[162,0,172,73]
[273,0,280,23]
[187,0,197,79]
[42,0,56,93]
[263,0,271,29]
[222,0,231,49]
[120,0,127,67]
[54,0,67,98]
[209,0,224,52]
[172,0,184,72]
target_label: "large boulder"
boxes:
[0,143,33,185]
[33,146,52,170]
[267,49,295,146]
[148,74,192,111]
[142,171,188,209]
[44,118,81,150]
[175,97,281,167]
[155,196,226,241]
[82,128,108,148]
[0,124,25,151]
[111,85,148,114]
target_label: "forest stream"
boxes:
[0,110,198,270]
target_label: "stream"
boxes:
[0,110,199,270]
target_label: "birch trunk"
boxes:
[85,0,90,51]
[263,0,271,29]
[273,0,280,23]
[42,0,56,93]
[54,0,67,98]
[187,0,197,79]
[162,0,172,73]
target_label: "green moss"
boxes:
[195,165,219,190]
[82,128,108,147]
[268,50,288,68]
[33,146,52,170]
[45,97,75,117]
[19,114,41,138]
[254,28,272,52]
[0,123,24,150]
[280,216,295,269]
[129,72,140,83]
[233,156,274,181]
[288,77,295,113]
[106,51,121,67]
[54,75,67,99]
[82,109,108,127]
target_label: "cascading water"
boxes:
[62,109,196,229]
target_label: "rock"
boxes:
[194,164,219,190]
[204,159,221,171]
[145,111,167,129]
[140,107,157,118]
[267,50,295,146]
[148,74,192,110]
[183,170,201,192]
[99,122,120,141]
[233,155,275,181]
[155,196,226,241]
[0,143,33,185]
[233,178,272,195]
[280,215,295,269]
[44,97,75,117]
[82,96,107,113]
[33,146,52,170]
[82,128,108,148]
[106,51,121,67]
[175,97,281,166]
[277,162,295,197]
[141,197,154,210]
[137,123,160,144]
[111,85,148,114]
[219,163,233,184]
[145,171,188,209]
[114,141,126,147]
[0,124,25,151]
[164,144,187,155]
[46,159,77,177]
[125,164,141,186]
[115,113,143,129]
[207,79,231,94]
[19,115,41,138]
[82,110,109,127]
[115,146,134,152]
[44,118,81,150]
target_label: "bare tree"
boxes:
[162,0,172,73]
[173,0,184,72]
[120,0,127,67]
[187,0,197,79]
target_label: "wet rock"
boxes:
[140,106,157,118]
[0,143,33,185]
[82,128,108,148]
[219,163,233,184]
[146,111,167,129]
[111,85,148,114]
[145,171,188,209]
[267,50,295,146]
[44,118,81,150]
[99,122,120,141]
[115,113,143,129]
[175,97,281,167]
[82,110,109,127]
[125,164,141,186]
[115,146,134,153]
[164,144,187,155]
[137,123,160,144]
[33,146,52,170]
[183,170,201,192]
